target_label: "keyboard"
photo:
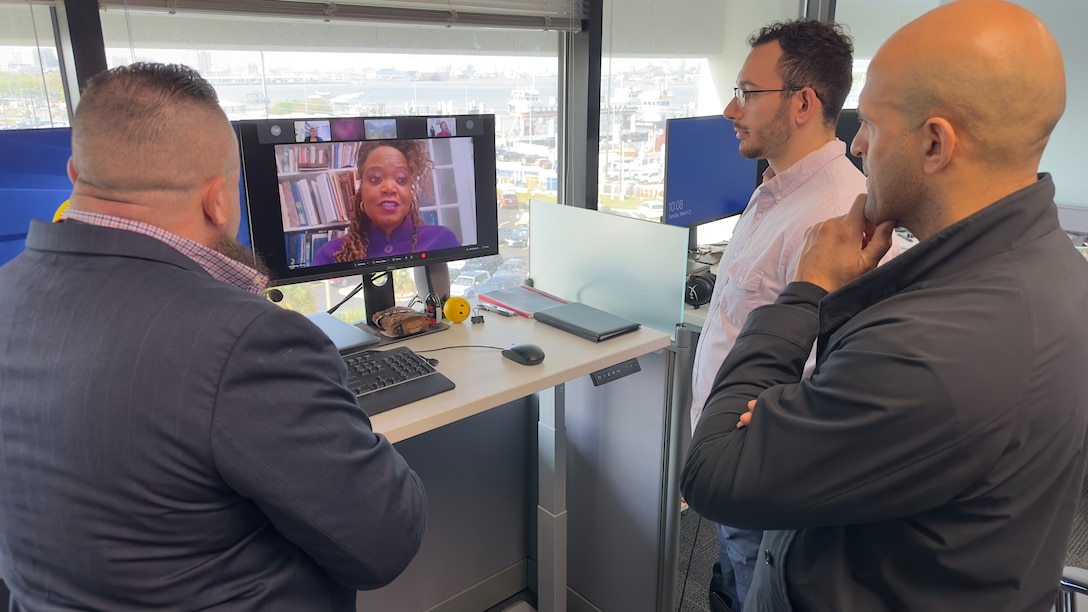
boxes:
[342,345,455,416]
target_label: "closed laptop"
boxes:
[533,302,641,342]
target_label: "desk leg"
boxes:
[537,384,567,612]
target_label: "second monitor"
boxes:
[663,115,760,245]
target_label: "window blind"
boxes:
[92,0,588,32]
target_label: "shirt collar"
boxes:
[819,174,1058,331]
[61,210,268,295]
[762,139,852,201]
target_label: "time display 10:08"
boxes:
[667,199,690,219]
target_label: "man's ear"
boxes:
[920,118,956,175]
[67,157,78,184]
[200,176,230,228]
[794,87,821,127]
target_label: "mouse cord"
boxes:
[413,345,506,353]
[326,281,365,314]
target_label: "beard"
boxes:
[215,233,273,281]
[863,143,924,231]
[737,97,793,161]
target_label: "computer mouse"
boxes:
[502,342,545,366]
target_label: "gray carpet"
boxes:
[675,508,718,612]
[1067,474,1088,569]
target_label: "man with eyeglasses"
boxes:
[687,19,897,612]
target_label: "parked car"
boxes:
[449,270,491,298]
[464,273,524,299]
[500,191,520,208]
[637,200,664,220]
[460,253,504,275]
[445,260,466,276]
[496,257,529,276]
[504,228,530,248]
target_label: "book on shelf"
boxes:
[332,170,356,221]
[277,142,360,174]
[280,169,357,230]
[298,145,330,169]
[478,285,569,318]
[332,142,359,169]
[313,174,339,224]
[286,227,348,266]
[281,181,308,228]
[293,177,317,225]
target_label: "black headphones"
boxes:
[685,271,715,308]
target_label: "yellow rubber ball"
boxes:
[443,296,471,323]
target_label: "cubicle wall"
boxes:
[356,399,534,611]
[529,202,690,610]
[563,349,674,611]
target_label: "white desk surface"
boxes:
[371,312,672,444]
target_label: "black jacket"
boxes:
[682,175,1088,612]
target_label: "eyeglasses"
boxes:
[733,87,804,107]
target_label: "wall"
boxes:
[836,0,1088,209]
[1018,0,1088,208]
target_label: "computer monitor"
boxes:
[663,115,760,252]
[0,125,252,269]
[238,113,499,317]
[0,128,73,267]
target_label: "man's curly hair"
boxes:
[749,19,854,129]
[334,139,434,262]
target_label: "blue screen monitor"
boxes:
[0,125,250,268]
[0,128,73,266]
[663,115,759,242]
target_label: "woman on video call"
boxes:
[310,139,461,265]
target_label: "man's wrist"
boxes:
[776,281,829,306]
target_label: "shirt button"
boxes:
[765,549,774,566]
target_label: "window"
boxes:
[0,3,69,129]
[833,0,939,109]
[597,0,799,244]
[834,0,1088,208]
[99,6,560,316]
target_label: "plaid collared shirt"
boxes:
[62,210,269,295]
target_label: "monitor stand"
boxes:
[413,261,451,299]
[364,265,453,346]
[304,263,455,353]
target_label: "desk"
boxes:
[371,311,669,445]
[364,311,671,612]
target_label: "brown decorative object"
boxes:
[371,306,430,338]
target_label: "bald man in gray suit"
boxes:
[0,63,426,611]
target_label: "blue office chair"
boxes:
[1056,566,1088,612]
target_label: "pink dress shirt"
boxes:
[690,139,896,428]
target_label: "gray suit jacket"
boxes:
[0,220,426,610]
